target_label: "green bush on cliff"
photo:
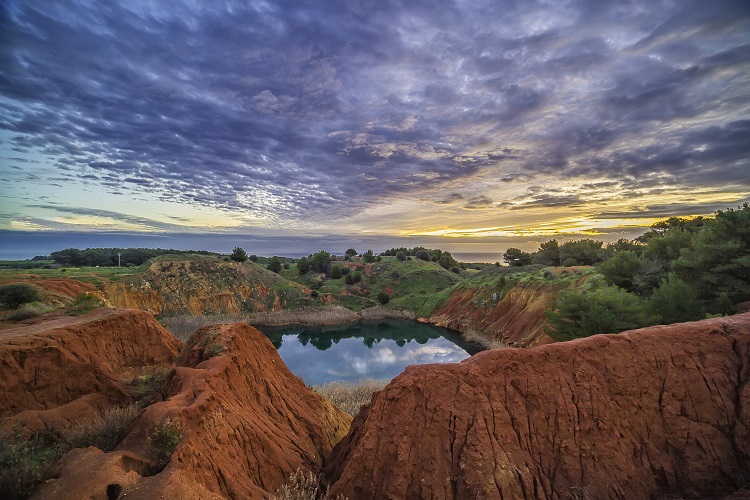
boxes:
[0,284,40,309]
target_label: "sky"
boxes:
[1,0,749,259]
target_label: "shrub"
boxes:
[396,252,406,262]
[0,284,40,310]
[0,431,64,499]
[63,404,140,452]
[310,290,319,298]
[341,266,351,275]
[250,254,259,262]
[311,379,387,416]
[352,271,362,283]
[230,247,248,262]
[646,274,704,324]
[377,292,390,304]
[562,257,578,267]
[67,293,104,315]
[9,304,43,321]
[450,266,461,274]
[273,469,346,500]
[415,249,431,261]
[149,417,182,462]
[267,256,282,274]
[345,274,354,285]
[297,257,310,274]
[329,266,342,279]
[362,250,375,263]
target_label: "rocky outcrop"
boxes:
[326,313,750,499]
[35,323,351,499]
[0,308,181,433]
[103,259,302,315]
[429,282,563,347]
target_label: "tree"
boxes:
[646,274,704,325]
[396,252,406,262]
[558,239,604,265]
[546,283,645,341]
[503,248,532,267]
[249,255,259,262]
[267,256,282,274]
[533,239,560,266]
[345,273,355,285]
[345,248,358,258]
[297,257,310,275]
[230,247,248,262]
[363,250,375,263]
[0,284,40,309]
[377,292,390,304]
[309,251,332,274]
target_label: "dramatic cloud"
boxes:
[1,0,748,250]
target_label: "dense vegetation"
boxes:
[50,248,217,267]
[543,203,749,340]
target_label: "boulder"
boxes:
[326,313,750,499]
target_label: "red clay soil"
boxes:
[34,323,352,499]
[430,282,560,347]
[0,308,181,433]
[0,277,100,299]
[325,313,750,499]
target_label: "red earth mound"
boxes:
[1,308,181,433]
[326,313,750,499]
[35,322,351,499]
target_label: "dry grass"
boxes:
[273,469,346,500]
[63,403,141,452]
[462,326,508,349]
[311,379,387,417]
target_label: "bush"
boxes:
[341,266,351,275]
[63,404,140,452]
[561,258,578,267]
[377,292,390,304]
[329,266,342,279]
[9,304,43,321]
[352,271,362,283]
[415,249,431,261]
[149,417,182,462]
[450,266,461,274]
[274,469,346,500]
[396,252,406,262]
[297,257,310,275]
[345,274,354,285]
[67,293,104,315]
[230,247,248,262]
[0,431,64,499]
[267,256,282,274]
[250,254,259,262]
[646,274,704,324]
[0,284,40,309]
[310,290,319,298]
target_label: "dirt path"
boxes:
[0,308,119,342]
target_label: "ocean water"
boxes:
[452,252,504,264]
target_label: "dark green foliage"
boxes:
[329,266,343,279]
[673,203,750,307]
[0,431,64,499]
[230,247,248,262]
[597,251,642,291]
[50,247,215,267]
[503,248,532,267]
[377,292,390,304]
[451,266,462,274]
[149,418,182,463]
[310,290,319,298]
[309,251,332,274]
[438,252,458,270]
[646,274,704,324]
[68,293,104,315]
[341,266,351,275]
[415,249,431,261]
[297,257,311,274]
[533,239,560,266]
[558,239,604,265]
[345,274,355,285]
[345,248,358,258]
[561,257,578,267]
[546,283,645,341]
[267,256,282,274]
[363,250,375,263]
[249,255,259,262]
[396,252,406,262]
[0,284,40,309]
[352,271,362,283]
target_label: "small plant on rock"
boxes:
[148,417,182,463]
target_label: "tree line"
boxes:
[50,248,216,267]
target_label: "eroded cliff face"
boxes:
[325,313,750,499]
[102,259,301,315]
[429,282,564,347]
[35,323,352,500]
[0,309,181,433]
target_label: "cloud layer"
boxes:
[1,0,749,234]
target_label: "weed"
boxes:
[67,292,104,315]
[311,379,387,417]
[8,303,44,321]
[63,403,140,452]
[273,469,347,500]
[0,430,64,500]
[148,417,183,463]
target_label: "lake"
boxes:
[260,320,484,385]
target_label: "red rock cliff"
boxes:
[326,313,750,499]
[35,323,352,499]
[0,308,181,432]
